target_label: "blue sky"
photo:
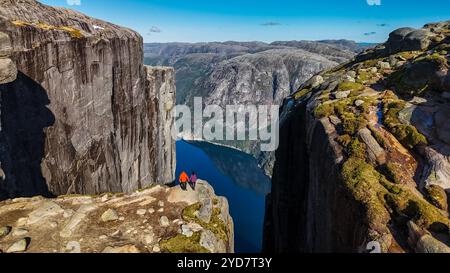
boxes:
[40,0,450,43]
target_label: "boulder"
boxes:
[181,225,194,237]
[101,209,119,222]
[403,29,433,51]
[6,238,29,253]
[334,90,351,99]
[159,216,170,227]
[12,228,29,237]
[358,128,386,165]
[0,226,12,238]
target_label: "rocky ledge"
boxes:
[265,21,450,253]
[0,180,234,253]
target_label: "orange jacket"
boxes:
[179,172,190,183]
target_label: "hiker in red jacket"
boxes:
[179,171,190,191]
[189,172,198,190]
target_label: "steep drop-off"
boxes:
[265,21,450,253]
[0,0,175,199]
[145,41,361,176]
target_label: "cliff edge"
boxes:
[0,180,234,253]
[265,21,450,253]
[0,0,175,198]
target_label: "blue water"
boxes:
[175,140,270,253]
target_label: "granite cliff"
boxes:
[0,0,175,199]
[265,21,450,253]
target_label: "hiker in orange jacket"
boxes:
[179,171,190,191]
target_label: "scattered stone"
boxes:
[6,238,29,253]
[355,100,365,107]
[181,225,194,237]
[111,230,122,238]
[16,217,28,226]
[148,208,155,214]
[102,245,140,253]
[158,208,164,213]
[136,209,147,216]
[12,228,29,237]
[0,226,12,238]
[158,201,164,207]
[343,75,355,83]
[100,194,109,202]
[119,217,125,221]
[66,241,81,253]
[186,222,203,232]
[334,90,351,99]
[328,115,341,126]
[308,75,324,88]
[152,245,160,253]
[99,235,108,240]
[101,209,119,222]
[159,216,170,227]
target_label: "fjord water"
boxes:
[175,140,271,253]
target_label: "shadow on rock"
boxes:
[0,72,55,200]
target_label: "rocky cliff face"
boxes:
[0,180,234,253]
[0,0,175,199]
[265,21,450,253]
[146,41,359,176]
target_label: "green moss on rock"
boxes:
[160,232,209,253]
[182,203,229,242]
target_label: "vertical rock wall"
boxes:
[0,0,175,198]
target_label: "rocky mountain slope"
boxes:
[0,180,234,253]
[264,21,450,253]
[145,41,359,105]
[0,0,175,199]
[145,41,363,175]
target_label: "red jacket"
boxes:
[179,172,190,183]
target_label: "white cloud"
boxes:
[67,0,81,6]
[366,0,381,5]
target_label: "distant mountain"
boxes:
[144,40,372,175]
[144,40,365,105]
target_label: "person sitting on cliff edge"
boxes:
[178,171,190,191]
